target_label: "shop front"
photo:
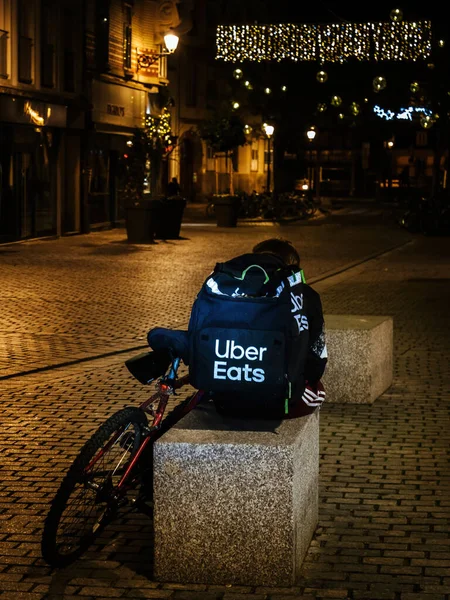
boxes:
[88,80,147,227]
[0,95,67,241]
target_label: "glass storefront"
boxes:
[0,124,57,240]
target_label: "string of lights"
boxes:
[373,105,433,121]
[216,21,432,63]
[145,107,173,149]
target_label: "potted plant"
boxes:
[122,107,181,242]
[199,111,246,226]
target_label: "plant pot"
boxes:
[154,197,187,239]
[213,195,240,227]
[125,199,163,243]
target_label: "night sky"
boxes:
[259,2,444,24]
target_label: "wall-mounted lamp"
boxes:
[137,32,179,71]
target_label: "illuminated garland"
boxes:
[216,21,432,63]
[145,107,173,150]
[373,105,433,121]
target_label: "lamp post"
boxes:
[137,32,179,71]
[263,123,274,193]
[386,139,395,199]
[306,126,317,192]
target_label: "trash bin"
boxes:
[154,196,187,239]
[214,195,240,227]
[126,199,162,243]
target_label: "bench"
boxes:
[153,401,319,586]
[322,314,393,403]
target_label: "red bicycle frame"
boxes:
[84,365,204,497]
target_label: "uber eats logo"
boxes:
[213,339,266,382]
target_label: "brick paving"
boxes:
[1,204,449,599]
[1,204,408,379]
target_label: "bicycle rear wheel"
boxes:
[41,407,147,568]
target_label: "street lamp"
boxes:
[263,123,275,193]
[306,127,317,191]
[137,32,179,70]
[385,139,395,197]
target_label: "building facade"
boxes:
[83,0,189,228]
[167,0,271,202]
[0,0,191,241]
[0,0,85,242]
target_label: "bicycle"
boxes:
[205,198,216,218]
[41,350,203,568]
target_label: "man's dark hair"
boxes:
[252,238,300,267]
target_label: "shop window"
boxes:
[123,4,132,70]
[0,30,8,78]
[89,149,110,195]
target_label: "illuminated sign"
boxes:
[24,102,47,126]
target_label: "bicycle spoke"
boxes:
[42,408,147,566]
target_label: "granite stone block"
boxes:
[153,402,319,586]
[322,314,393,403]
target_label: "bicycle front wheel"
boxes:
[41,407,147,568]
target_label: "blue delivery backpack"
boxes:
[187,253,305,414]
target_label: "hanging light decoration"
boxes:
[265,87,272,94]
[338,113,345,119]
[350,102,360,116]
[233,68,243,79]
[331,95,342,107]
[244,80,253,90]
[390,8,403,22]
[232,101,240,110]
[420,114,434,129]
[316,70,328,83]
[281,85,287,92]
[373,76,387,92]
[216,21,432,63]
[438,39,445,47]
[317,102,327,112]
[410,81,420,93]
[244,124,252,134]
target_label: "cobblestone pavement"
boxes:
[1,203,408,379]
[1,204,450,599]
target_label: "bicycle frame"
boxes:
[84,358,204,500]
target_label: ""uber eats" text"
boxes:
[213,339,266,382]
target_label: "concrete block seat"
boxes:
[322,314,393,404]
[153,401,319,586]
